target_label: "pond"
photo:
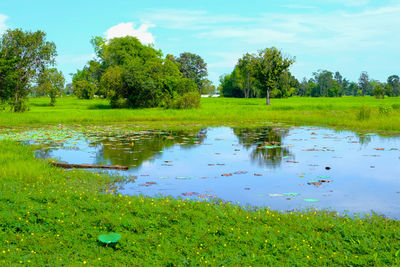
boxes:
[6,125,400,218]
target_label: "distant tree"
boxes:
[64,83,73,95]
[200,79,216,95]
[387,75,400,96]
[175,52,208,93]
[37,68,65,106]
[347,82,359,96]
[253,47,294,105]
[0,29,57,111]
[219,71,244,98]
[372,82,385,99]
[358,72,372,96]
[312,70,341,97]
[237,53,256,98]
[274,71,299,98]
[72,68,97,99]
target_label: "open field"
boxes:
[0,96,400,133]
[1,96,400,265]
[1,141,400,265]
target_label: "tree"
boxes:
[253,47,295,105]
[175,52,208,93]
[237,53,256,98]
[0,29,57,111]
[372,82,385,99]
[358,72,372,96]
[37,68,65,106]
[387,75,400,96]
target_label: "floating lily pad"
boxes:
[268,193,284,197]
[283,193,300,197]
[98,233,121,244]
[303,199,319,202]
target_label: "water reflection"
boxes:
[234,127,291,167]
[24,125,400,218]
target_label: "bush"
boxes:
[357,105,371,121]
[379,104,392,116]
[169,92,201,109]
[392,104,400,110]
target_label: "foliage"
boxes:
[358,72,372,96]
[175,52,208,93]
[372,83,385,99]
[73,36,200,108]
[253,47,295,105]
[0,29,57,111]
[357,105,372,121]
[378,105,392,116]
[1,140,400,265]
[169,91,201,109]
[37,68,65,106]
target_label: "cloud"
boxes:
[57,54,95,65]
[0,14,8,33]
[140,9,253,30]
[105,22,155,44]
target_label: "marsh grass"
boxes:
[1,141,400,265]
[0,96,399,133]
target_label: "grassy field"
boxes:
[1,141,400,266]
[0,96,399,133]
[1,96,400,265]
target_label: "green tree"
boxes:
[253,47,294,105]
[237,53,256,98]
[0,29,57,111]
[372,82,385,99]
[175,52,208,93]
[358,72,372,96]
[37,68,65,106]
[387,75,400,96]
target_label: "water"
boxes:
[28,126,400,218]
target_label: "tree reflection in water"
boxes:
[233,126,292,168]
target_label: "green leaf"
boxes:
[98,233,122,244]
[303,199,319,202]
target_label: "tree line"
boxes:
[220,53,400,100]
[1,28,399,112]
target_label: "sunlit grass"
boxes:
[0,96,399,133]
[1,141,400,265]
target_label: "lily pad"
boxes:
[303,199,319,202]
[98,233,121,244]
[268,193,284,197]
[283,193,300,197]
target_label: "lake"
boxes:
[7,125,400,218]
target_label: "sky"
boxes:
[0,0,399,85]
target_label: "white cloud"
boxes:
[105,22,155,44]
[57,54,95,65]
[0,14,8,34]
[140,9,253,30]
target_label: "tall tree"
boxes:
[0,29,57,111]
[237,53,255,98]
[253,47,294,105]
[175,52,208,93]
[37,68,65,106]
[358,71,372,96]
[387,75,400,96]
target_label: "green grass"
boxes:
[0,96,400,133]
[1,141,400,265]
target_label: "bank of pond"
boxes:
[0,124,400,265]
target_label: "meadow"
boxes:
[1,96,400,265]
[0,96,399,133]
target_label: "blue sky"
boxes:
[0,0,399,85]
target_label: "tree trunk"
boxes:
[266,90,271,105]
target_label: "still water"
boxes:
[31,126,400,218]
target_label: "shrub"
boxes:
[170,92,201,109]
[392,104,400,110]
[357,105,371,121]
[379,104,392,116]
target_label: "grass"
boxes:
[1,141,400,265]
[1,96,400,265]
[0,96,399,133]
